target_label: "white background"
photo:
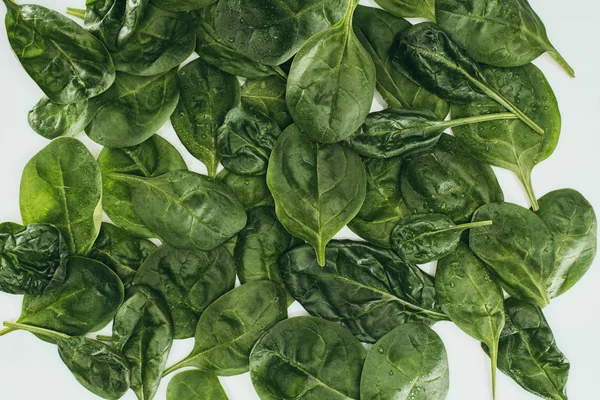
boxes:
[0,0,598,399]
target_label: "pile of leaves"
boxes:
[1,0,596,399]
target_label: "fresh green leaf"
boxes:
[374,0,436,20]
[171,58,240,177]
[217,170,274,210]
[152,0,216,12]
[84,0,148,51]
[20,137,102,255]
[28,97,92,140]
[267,125,366,266]
[167,370,227,400]
[241,75,292,129]
[280,240,447,343]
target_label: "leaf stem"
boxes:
[490,343,499,400]
[96,334,113,342]
[549,49,575,78]
[315,242,326,267]
[272,66,288,80]
[3,321,70,340]
[162,359,186,377]
[2,0,17,9]
[0,326,15,337]
[517,169,539,211]
[433,112,517,132]
[456,220,493,231]
[66,7,85,20]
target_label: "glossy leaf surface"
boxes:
[241,76,292,129]
[167,370,227,400]
[374,0,435,20]
[28,97,92,140]
[217,170,274,211]
[84,0,148,51]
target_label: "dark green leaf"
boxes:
[88,222,157,289]
[217,104,281,176]
[98,134,187,238]
[171,58,240,177]
[20,137,102,255]
[353,5,448,118]
[86,70,180,148]
[213,0,349,66]
[451,63,561,210]
[132,244,236,339]
[217,170,274,210]
[0,223,68,295]
[113,285,173,400]
[391,22,544,135]
[400,133,504,223]
[348,157,408,248]
[250,316,365,400]
[167,370,227,400]
[267,125,366,266]
[3,1,115,104]
[436,0,574,76]
[436,243,505,398]
[111,170,247,251]
[234,207,300,305]
[537,189,597,298]
[84,0,148,51]
[287,1,376,143]
[28,97,92,140]
[280,240,447,343]
[469,202,554,308]
[483,298,570,400]
[391,213,493,264]
[374,0,435,20]
[152,0,216,12]
[360,323,449,400]
[164,280,288,376]
[241,75,292,129]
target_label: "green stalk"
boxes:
[490,343,498,400]
[2,0,17,10]
[516,169,539,211]
[454,220,493,231]
[96,334,113,342]
[272,66,288,80]
[549,49,575,78]
[66,7,85,20]
[162,359,187,377]
[3,321,70,340]
[0,327,15,337]
[432,112,517,132]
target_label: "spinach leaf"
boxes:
[171,58,240,177]
[374,0,435,20]
[391,22,544,135]
[194,4,285,79]
[436,0,574,77]
[537,189,597,299]
[234,207,301,305]
[451,63,561,211]
[167,370,227,400]
[83,0,148,52]
[98,134,187,238]
[9,257,124,338]
[163,280,288,376]
[280,241,447,343]
[152,0,215,12]
[267,125,367,266]
[132,244,235,339]
[2,1,115,104]
[110,3,195,76]
[217,104,281,176]
[113,285,173,400]
[250,316,365,400]
[469,202,554,308]
[0,223,68,295]
[482,298,570,400]
[436,243,505,398]
[390,213,492,264]
[213,0,349,66]
[353,5,448,119]
[286,0,376,143]
[20,137,102,256]
[344,108,516,159]
[86,69,180,148]
[400,134,504,223]
[111,170,247,251]
[348,157,408,248]
[217,169,274,210]
[28,97,92,140]
[88,222,157,289]
[360,323,449,400]
[241,76,293,129]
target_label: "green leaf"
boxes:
[280,240,447,343]
[84,0,148,51]
[28,97,92,140]
[111,170,247,251]
[133,244,236,339]
[98,134,188,238]
[217,170,274,211]
[171,58,240,177]
[241,75,293,129]
[251,316,365,400]
[167,370,227,400]
[360,323,449,400]
[374,0,436,20]
[287,0,376,143]
[152,0,216,12]
[469,202,554,308]
[267,125,366,266]
[436,243,505,399]
[537,189,597,298]
[20,137,102,255]
[113,285,173,400]
[3,2,115,104]
[451,63,561,211]
[164,280,288,376]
